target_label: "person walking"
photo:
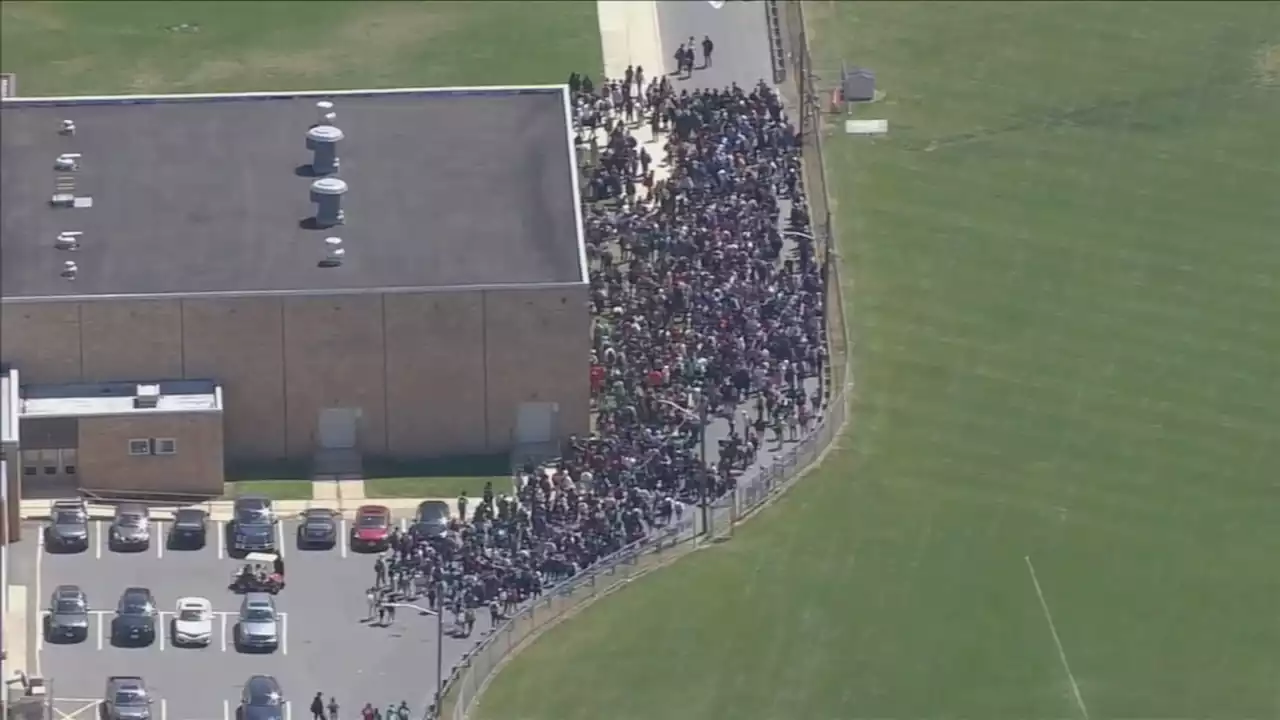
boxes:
[702,36,714,68]
[327,697,340,720]
[374,556,386,587]
[365,588,377,621]
[310,693,325,720]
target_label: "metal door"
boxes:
[514,402,557,444]
[317,408,359,449]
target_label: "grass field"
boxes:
[5,2,1279,719]
[475,3,1280,720]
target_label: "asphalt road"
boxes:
[12,518,492,720]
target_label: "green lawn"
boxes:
[222,480,314,501]
[363,476,503,499]
[0,0,600,94]
[476,3,1280,720]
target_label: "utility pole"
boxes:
[699,402,711,538]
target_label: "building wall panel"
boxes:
[383,291,487,457]
[281,294,387,457]
[0,303,82,382]
[182,297,287,461]
[483,286,589,450]
[77,413,224,495]
[80,299,183,381]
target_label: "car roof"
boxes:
[121,587,152,598]
[177,596,212,610]
[246,675,280,693]
[53,499,86,509]
[235,496,273,506]
[357,504,390,515]
[418,500,450,510]
[108,676,146,688]
[54,584,84,596]
[303,507,336,517]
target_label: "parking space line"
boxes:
[35,525,44,674]
[285,701,292,720]
[339,519,348,558]
[216,521,225,559]
[276,521,286,557]
[93,521,102,559]
[400,517,408,533]
[220,612,228,652]
[36,610,45,652]
[280,611,289,655]
[223,700,230,720]
[155,521,164,559]
[96,610,104,650]
[160,699,167,720]
[158,615,166,651]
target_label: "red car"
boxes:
[350,505,392,551]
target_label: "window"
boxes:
[154,438,177,455]
[128,439,151,456]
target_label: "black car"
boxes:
[111,588,157,646]
[232,496,277,553]
[45,500,89,551]
[169,508,208,548]
[411,500,451,540]
[46,585,89,642]
[240,675,284,720]
[295,508,337,549]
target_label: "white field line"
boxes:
[1025,556,1090,720]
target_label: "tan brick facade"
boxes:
[1,285,588,467]
[76,413,224,495]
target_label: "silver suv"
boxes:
[235,592,279,652]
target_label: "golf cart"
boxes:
[229,552,284,594]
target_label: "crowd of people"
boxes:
[359,71,826,648]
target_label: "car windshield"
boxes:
[55,598,85,613]
[237,509,270,525]
[114,689,146,706]
[250,691,281,707]
[176,511,203,524]
[244,607,275,622]
[53,510,84,524]
[121,599,152,614]
[179,608,206,622]
[306,514,331,526]
[357,514,386,528]
[417,506,448,523]
[117,514,145,528]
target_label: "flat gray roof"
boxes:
[0,86,586,300]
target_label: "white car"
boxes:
[171,597,213,647]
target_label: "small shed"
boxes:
[842,66,876,103]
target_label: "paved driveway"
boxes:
[14,516,493,720]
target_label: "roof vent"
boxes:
[305,125,343,176]
[134,383,161,409]
[54,153,81,171]
[310,177,348,228]
[61,260,78,280]
[315,101,336,126]
[60,119,76,136]
[55,231,82,251]
[320,237,345,267]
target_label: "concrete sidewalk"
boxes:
[18,496,462,522]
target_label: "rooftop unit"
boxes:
[320,236,345,268]
[310,177,348,228]
[306,125,343,176]
[54,153,81,171]
[134,384,162,409]
[61,260,78,280]
[55,231,83,251]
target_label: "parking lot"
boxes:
[14,514,494,720]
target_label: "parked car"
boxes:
[109,503,151,551]
[240,676,284,720]
[236,593,279,652]
[296,508,337,549]
[231,496,277,553]
[103,677,153,720]
[45,500,89,551]
[349,505,392,551]
[46,585,89,643]
[410,500,451,540]
[169,507,209,548]
[111,588,157,646]
[171,597,213,647]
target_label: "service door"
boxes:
[317,408,359,449]
[514,402,558,445]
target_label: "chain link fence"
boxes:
[440,6,848,718]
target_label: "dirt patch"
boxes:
[1254,44,1279,87]
[149,4,458,91]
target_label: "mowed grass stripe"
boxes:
[476,2,1280,719]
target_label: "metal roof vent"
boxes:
[134,383,161,409]
[55,231,82,251]
[305,125,343,176]
[54,153,81,171]
[320,237,345,267]
[315,101,336,126]
[61,260,78,280]
[310,177,348,228]
[60,119,76,136]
